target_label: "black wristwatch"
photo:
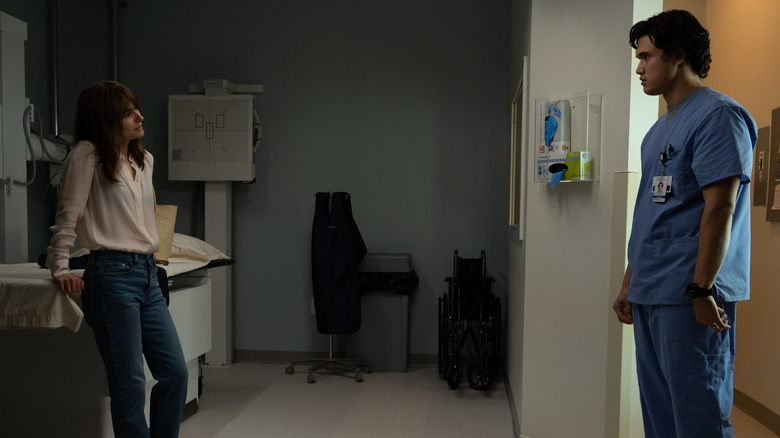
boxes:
[686,282,713,299]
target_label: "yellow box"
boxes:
[563,151,592,181]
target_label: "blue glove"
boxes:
[544,103,562,146]
[549,163,568,188]
[544,116,558,146]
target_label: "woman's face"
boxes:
[121,105,145,142]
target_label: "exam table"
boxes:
[0,234,228,438]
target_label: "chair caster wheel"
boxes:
[355,373,364,382]
[307,374,316,383]
[363,366,373,374]
[285,366,294,375]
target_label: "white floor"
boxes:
[180,362,513,438]
[179,362,777,438]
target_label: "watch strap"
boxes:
[687,282,713,298]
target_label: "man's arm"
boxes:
[691,175,741,330]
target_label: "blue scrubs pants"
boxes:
[633,302,737,438]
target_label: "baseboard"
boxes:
[233,350,438,367]
[408,353,437,366]
[734,388,780,435]
[503,371,522,438]
[234,349,328,363]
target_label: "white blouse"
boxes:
[47,141,159,278]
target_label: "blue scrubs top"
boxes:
[627,87,757,305]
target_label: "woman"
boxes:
[47,81,188,438]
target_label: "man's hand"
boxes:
[613,288,633,325]
[692,296,731,332]
[613,267,633,324]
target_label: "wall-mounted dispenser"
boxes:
[534,92,601,187]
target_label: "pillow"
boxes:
[154,204,178,263]
[170,233,229,262]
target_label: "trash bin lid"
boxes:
[359,253,414,273]
[359,271,418,296]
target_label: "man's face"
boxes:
[635,35,679,96]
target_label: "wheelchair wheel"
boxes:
[446,363,461,390]
[489,298,501,370]
[467,362,495,390]
[469,296,501,390]
[445,311,462,390]
[438,292,449,376]
[485,297,501,361]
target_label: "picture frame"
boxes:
[509,56,529,239]
[753,126,769,207]
[765,108,780,221]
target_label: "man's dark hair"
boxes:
[629,9,712,78]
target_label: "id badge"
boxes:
[652,175,672,203]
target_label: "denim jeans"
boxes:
[82,251,188,438]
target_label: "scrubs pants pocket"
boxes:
[682,341,730,419]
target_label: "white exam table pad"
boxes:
[0,263,85,332]
[0,233,228,332]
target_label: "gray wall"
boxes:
[5,0,511,357]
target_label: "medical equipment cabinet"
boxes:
[168,94,256,181]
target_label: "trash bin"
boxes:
[348,253,418,372]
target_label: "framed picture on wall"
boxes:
[509,56,529,239]
[765,108,780,221]
[754,126,769,207]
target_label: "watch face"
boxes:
[687,283,711,298]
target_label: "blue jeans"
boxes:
[633,302,736,438]
[82,251,188,438]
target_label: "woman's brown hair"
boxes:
[73,81,146,183]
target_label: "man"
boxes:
[612,10,757,438]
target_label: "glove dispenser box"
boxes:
[534,92,601,186]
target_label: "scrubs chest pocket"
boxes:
[661,145,686,196]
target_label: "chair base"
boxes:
[285,334,371,383]
[285,357,372,383]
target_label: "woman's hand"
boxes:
[54,272,84,295]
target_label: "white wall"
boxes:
[506,0,532,426]
[509,1,660,436]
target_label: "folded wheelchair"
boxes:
[438,250,501,390]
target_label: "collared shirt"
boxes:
[47,141,159,278]
[627,87,756,304]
